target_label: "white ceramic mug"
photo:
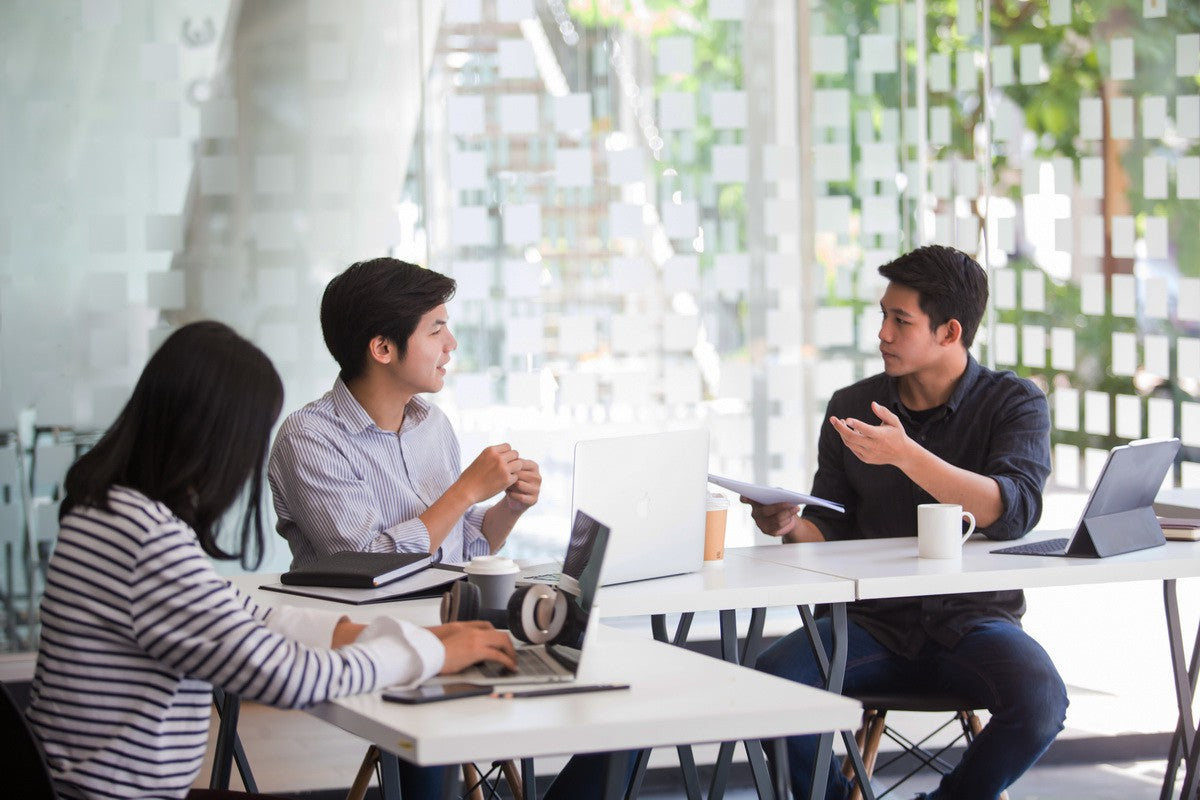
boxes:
[917,503,977,559]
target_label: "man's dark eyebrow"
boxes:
[880,304,913,317]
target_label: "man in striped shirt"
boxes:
[269,258,542,568]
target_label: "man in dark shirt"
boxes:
[748,245,1067,800]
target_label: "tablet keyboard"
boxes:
[478,649,558,678]
[991,537,1069,556]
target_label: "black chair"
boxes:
[842,692,1006,800]
[0,681,61,799]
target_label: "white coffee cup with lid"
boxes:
[464,555,520,609]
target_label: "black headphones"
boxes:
[440,581,572,644]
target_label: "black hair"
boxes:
[877,245,989,348]
[320,258,457,382]
[61,321,283,570]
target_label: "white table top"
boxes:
[734,530,1200,600]
[596,551,854,616]
[309,625,862,766]
[234,554,855,622]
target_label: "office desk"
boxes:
[226,574,862,800]
[736,531,1200,800]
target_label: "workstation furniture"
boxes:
[227,574,862,800]
[734,531,1200,800]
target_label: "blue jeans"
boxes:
[756,617,1068,800]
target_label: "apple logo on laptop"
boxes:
[635,492,652,519]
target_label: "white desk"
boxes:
[733,531,1200,599]
[735,531,1200,800]
[313,626,860,766]
[227,574,863,800]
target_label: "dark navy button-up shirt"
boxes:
[803,355,1051,658]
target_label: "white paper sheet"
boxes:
[497,0,534,21]
[503,260,540,298]
[1115,394,1143,440]
[658,36,694,75]
[1144,0,1166,19]
[861,34,897,73]
[662,254,699,294]
[956,50,976,93]
[1050,0,1071,24]
[709,0,745,20]
[557,372,598,404]
[707,474,844,513]
[1148,397,1175,440]
[1183,403,1200,449]
[1111,215,1136,258]
[814,88,850,129]
[662,201,699,239]
[664,363,702,404]
[444,0,481,23]
[609,202,644,238]
[1146,217,1169,261]
[994,323,1017,366]
[930,106,951,145]
[452,260,491,301]
[557,314,597,355]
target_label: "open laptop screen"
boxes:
[546,512,610,668]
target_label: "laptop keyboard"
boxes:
[477,648,558,678]
[991,537,1069,556]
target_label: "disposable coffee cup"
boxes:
[463,556,520,609]
[704,492,730,562]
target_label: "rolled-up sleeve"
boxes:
[979,386,1051,540]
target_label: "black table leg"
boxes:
[1163,579,1200,800]
[210,688,257,792]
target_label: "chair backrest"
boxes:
[0,682,61,800]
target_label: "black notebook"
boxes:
[281,551,432,589]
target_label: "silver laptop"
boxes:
[449,511,610,686]
[569,429,708,586]
[992,437,1181,558]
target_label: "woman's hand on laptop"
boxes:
[430,621,517,675]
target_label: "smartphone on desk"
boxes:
[382,682,492,704]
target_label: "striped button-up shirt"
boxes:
[28,486,441,800]
[269,378,491,568]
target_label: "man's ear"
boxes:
[940,318,963,347]
[366,335,395,365]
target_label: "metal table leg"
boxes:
[1162,579,1200,800]
[644,613,703,800]
[209,689,258,792]
[799,603,873,800]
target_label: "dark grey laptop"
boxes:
[992,437,1181,558]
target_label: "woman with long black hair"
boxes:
[25,321,514,800]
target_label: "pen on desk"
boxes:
[492,683,630,699]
